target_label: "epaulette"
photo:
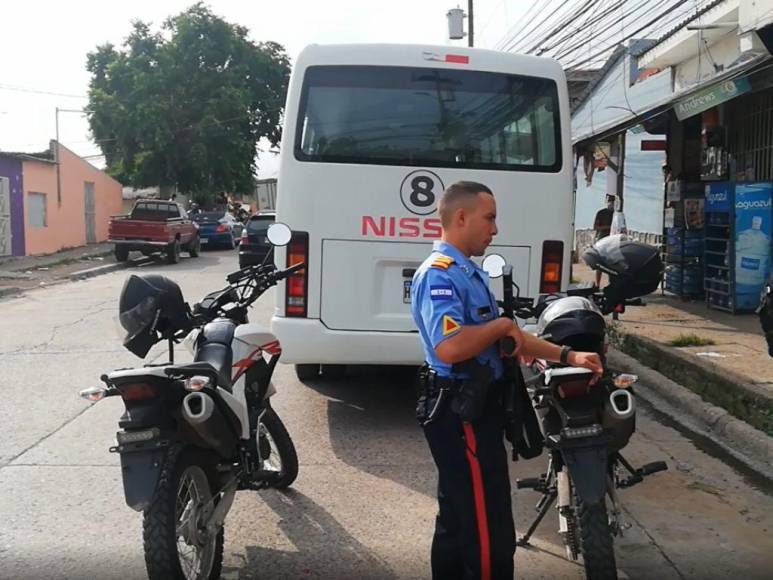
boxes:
[431,254,455,270]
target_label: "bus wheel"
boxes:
[294,364,320,381]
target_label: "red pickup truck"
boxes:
[109,200,200,264]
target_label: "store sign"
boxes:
[674,77,751,120]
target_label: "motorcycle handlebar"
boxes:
[501,336,517,357]
[277,262,304,279]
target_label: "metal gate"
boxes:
[84,181,96,244]
[0,176,12,256]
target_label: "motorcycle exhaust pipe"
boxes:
[606,389,635,420]
[182,392,235,458]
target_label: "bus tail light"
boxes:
[540,241,563,294]
[286,232,309,317]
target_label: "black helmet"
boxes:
[118,274,190,357]
[536,296,606,353]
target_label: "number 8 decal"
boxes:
[400,170,444,216]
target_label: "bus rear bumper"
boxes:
[270,317,424,365]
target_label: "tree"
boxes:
[86,3,290,201]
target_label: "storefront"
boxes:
[659,60,773,312]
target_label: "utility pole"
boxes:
[55,107,61,206]
[468,0,474,47]
[616,132,626,211]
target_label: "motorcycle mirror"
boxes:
[482,254,506,278]
[266,222,292,247]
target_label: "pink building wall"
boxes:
[22,143,122,255]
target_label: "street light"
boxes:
[55,107,94,205]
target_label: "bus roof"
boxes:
[294,43,566,82]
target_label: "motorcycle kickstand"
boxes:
[516,491,557,547]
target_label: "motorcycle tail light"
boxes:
[216,224,228,233]
[117,383,159,401]
[557,378,592,399]
[562,424,603,439]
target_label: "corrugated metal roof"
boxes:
[571,44,628,114]
[643,0,727,55]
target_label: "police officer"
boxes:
[411,181,604,580]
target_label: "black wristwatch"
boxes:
[560,345,573,365]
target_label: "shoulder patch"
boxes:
[431,254,455,270]
[430,284,454,301]
[442,315,461,336]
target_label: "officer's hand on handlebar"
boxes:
[568,351,604,379]
[500,321,524,358]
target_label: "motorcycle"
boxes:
[80,222,301,580]
[482,235,668,580]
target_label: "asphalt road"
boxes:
[1,249,772,579]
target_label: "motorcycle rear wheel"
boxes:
[143,446,224,580]
[577,499,617,580]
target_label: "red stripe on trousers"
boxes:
[463,422,491,580]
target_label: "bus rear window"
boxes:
[295,65,561,172]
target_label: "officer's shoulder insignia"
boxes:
[431,254,455,270]
[442,315,461,336]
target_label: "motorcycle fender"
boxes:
[120,447,167,512]
[562,445,608,507]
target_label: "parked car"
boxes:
[239,211,276,268]
[192,211,244,249]
[108,199,200,264]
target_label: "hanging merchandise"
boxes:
[684,198,705,229]
[610,211,627,236]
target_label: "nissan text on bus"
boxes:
[271,43,573,380]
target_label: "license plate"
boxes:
[403,280,412,304]
[200,238,208,245]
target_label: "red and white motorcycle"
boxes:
[81,223,300,580]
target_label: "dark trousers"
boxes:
[423,390,516,580]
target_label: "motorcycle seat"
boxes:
[195,319,236,391]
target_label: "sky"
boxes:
[0,0,526,178]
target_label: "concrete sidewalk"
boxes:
[573,261,773,437]
[573,262,771,381]
[0,243,113,272]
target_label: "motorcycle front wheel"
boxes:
[259,406,299,489]
[143,446,224,580]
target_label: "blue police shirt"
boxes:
[411,240,504,380]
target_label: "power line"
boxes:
[555,0,674,63]
[564,0,691,70]
[526,0,603,55]
[499,0,570,54]
[537,0,627,56]
[495,0,548,50]
[0,83,87,99]
[505,0,579,54]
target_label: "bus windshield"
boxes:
[295,65,561,172]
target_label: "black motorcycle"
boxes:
[80,223,301,580]
[483,235,668,580]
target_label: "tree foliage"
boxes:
[86,3,290,198]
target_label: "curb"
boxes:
[609,348,773,482]
[0,287,22,299]
[617,333,773,436]
[68,257,153,281]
